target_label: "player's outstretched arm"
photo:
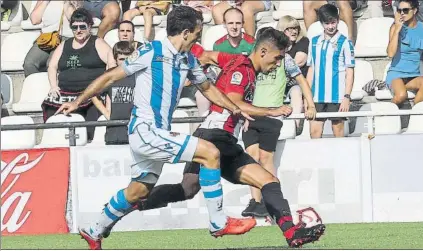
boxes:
[226,92,292,117]
[56,66,127,115]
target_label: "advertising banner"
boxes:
[1,148,70,235]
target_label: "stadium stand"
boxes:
[405,102,423,134]
[372,102,402,134]
[12,72,50,113]
[40,114,88,147]
[355,17,393,57]
[278,119,296,140]
[91,115,107,145]
[351,60,374,101]
[171,110,191,135]
[202,24,232,50]
[1,115,36,149]
[1,31,40,71]
[1,73,14,109]
[1,0,421,147]
[272,1,304,20]
[19,0,42,30]
[1,1,23,31]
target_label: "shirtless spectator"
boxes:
[23,1,76,77]
[83,0,120,38]
[303,0,354,40]
[123,0,172,41]
[212,0,272,36]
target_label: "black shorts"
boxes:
[184,128,257,184]
[315,103,346,121]
[242,116,283,152]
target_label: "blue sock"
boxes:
[199,166,227,231]
[90,189,133,238]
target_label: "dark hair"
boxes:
[254,27,290,51]
[223,7,244,23]
[398,0,420,12]
[118,20,135,32]
[166,5,203,36]
[318,4,339,23]
[70,8,94,26]
[113,41,134,60]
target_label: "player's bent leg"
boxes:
[243,144,262,217]
[235,162,325,247]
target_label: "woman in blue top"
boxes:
[387,0,423,106]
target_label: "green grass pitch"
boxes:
[2,223,423,249]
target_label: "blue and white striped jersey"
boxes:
[122,38,207,132]
[307,31,355,104]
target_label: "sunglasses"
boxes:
[397,8,412,14]
[71,24,88,31]
[285,27,300,32]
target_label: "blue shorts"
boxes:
[385,70,421,88]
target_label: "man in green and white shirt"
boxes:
[213,8,255,55]
[241,31,317,218]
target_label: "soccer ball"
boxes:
[296,207,323,228]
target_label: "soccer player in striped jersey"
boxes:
[306,4,355,138]
[57,6,257,250]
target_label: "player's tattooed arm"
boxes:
[226,92,292,117]
[197,81,253,120]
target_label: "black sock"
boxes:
[140,183,186,210]
[261,182,295,232]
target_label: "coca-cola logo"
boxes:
[1,152,44,233]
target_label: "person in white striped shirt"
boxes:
[306,4,355,138]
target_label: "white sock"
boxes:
[199,166,227,232]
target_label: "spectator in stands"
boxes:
[303,1,354,40]
[306,4,355,138]
[393,0,423,21]
[181,0,213,13]
[212,0,272,36]
[106,20,144,68]
[93,41,135,145]
[277,15,310,131]
[1,0,18,21]
[123,1,172,41]
[387,0,423,106]
[23,1,76,77]
[213,8,255,55]
[83,0,120,38]
[190,7,256,115]
[1,93,9,117]
[241,27,316,217]
[43,8,112,141]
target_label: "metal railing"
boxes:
[1,110,423,146]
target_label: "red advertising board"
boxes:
[1,148,70,235]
